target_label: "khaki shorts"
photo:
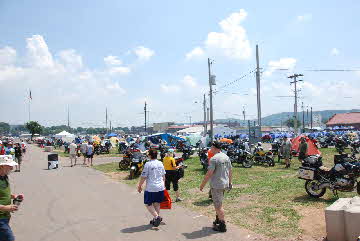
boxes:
[211,188,225,208]
[69,154,77,159]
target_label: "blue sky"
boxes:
[1,0,360,127]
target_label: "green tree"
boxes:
[0,122,10,135]
[25,121,43,139]
[285,118,301,128]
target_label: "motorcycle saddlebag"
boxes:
[298,167,316,180]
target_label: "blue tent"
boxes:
[146,133,184,147]
[106,133,118,137]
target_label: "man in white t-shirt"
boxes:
[137,149,166,227]
[69,142,77,167]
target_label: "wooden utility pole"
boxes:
[208,58,214,142]
[255,45,262,127]
[302,102,305,133]
[288,74,303,135]
[203,94,207,136]
[144,102,147,133]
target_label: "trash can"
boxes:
[48,153,59,169]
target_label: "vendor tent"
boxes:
[54,131,75,143]
[291,135,321,156]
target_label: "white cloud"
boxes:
[105,82,126,95]
[26,35,54,68]
[182,75,197,88]
[109,66,131,75]
[205,9,252,60]
[134,46,155,61]
[104,55,123,66]
[58,49,83,70]
[0,46,17,65]
[186,47,204,60]
[331,48,340,56]
[297,14,312,22]
[160,84,181,93]
[263,58,297,77]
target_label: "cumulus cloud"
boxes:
[0,46,17,65]
[26,35,55,68]
[160,84,181,93]
[186,9,252,60]
[108,66,131,75]
[297,14,312,22]
[182,75,197,88]
[186,47,204,60]
[58,49,83,70]
[263,58,297,77]
[104,55,123,66]
[331,48,340,56]
[134,46,155,61]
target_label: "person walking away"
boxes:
[13,144,22,172]
[137,149,166,227]
[298,137,308,162]
[69,141,78,167]
[0,156,23,241]
[282,137,292,168]
[80,141,88,165]
[200,141,232,232]
[86,142,94,166]
[20,141,26,155]
[163,149,183,202]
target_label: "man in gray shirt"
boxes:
[200,141,232,232]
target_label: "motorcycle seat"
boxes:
[319,166,331,172]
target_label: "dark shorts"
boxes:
[87,153,94,158]
[15,157,22,164]
[144,190,164,206]
[165,171,179,191]
[0,218,15,241]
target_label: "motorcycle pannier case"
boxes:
[298,167,315,180]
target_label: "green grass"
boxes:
[92,147,358,239]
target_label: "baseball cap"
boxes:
[0,155,18,167]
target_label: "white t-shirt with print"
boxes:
[141,159,166,192]
[69,143,77,155]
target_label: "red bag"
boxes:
[160,190,172,209]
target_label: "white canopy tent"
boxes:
[176,125,236,137]
[54,131,75,143]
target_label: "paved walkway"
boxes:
[10,145,267,241]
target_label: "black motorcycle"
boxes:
[129,150,147,179]
[226,146,253,168]
[335,139,347,153]
[198,147,209,172]
[298,154,360,198]
[118,142,128,154]
[350,140,360,158]
[159,144,169,161]
[181,145,194,160]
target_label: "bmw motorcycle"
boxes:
[298,154,360,198]
[226,146,253,168]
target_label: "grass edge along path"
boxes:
[93,148,357,239]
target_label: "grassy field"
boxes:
[93,147,357,239]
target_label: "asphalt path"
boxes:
[9,144,267,241]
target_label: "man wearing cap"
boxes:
[200,141,232,232]
[298,137,308,162]
[0,156,22,241]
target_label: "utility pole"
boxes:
[67,106,70,129]
[203,94,207,136]
[310,107,313,130]
[105,107,108,134]
[110,121,112,132]
[302,102,305,133]
[208,58,214,142]
[144,101,147,133]
[255,45,262,127]
[288,73,303,135]
[306,107,309,128]
[242,105,246,121]
[207,107,210,134]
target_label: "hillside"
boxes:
[214,109,360,126]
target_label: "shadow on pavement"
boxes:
[193,199,212,207]
[121,224,152,233]
[182,227,215,239]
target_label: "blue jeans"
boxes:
[0,218,14,241]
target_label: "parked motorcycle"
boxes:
[129,149,147,179]
[198,147,209,172]
[118,142,128,154]
[350,140,360,158]
[181,145,194,160]
[252,143,275,166]
[298,154,360,197]
[94,145,110,155]
[335,138,347,153]
[226,146,253,168]
[159,144,169,161]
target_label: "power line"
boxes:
[213,69,256,94]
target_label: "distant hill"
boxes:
[213,109,360,126]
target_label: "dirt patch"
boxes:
[106,172,129,181]
[295,206,327,241]
[233,184,250,189]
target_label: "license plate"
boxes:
[298,168,315,180]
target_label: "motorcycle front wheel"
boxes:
[268,158,275,167]
[242,157,253,168]
[305,180,326,198]
[119,159,130,170]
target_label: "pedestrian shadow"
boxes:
[193,199,212,207]
[182,227,214,239]
[293,194,337,205]
[121,224,153,233]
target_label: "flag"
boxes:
[29,90,32,100]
